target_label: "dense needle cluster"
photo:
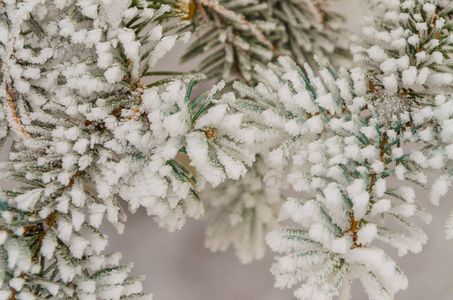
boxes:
[1,0,453,299]
[181,0,349,83]
[0,0,261,298]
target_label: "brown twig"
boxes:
[308,0,327,27]
[5,84,32,140]
[347,133,388,248]
[9,287,16,300]
[195,0,209,23]
[347,213,361,247]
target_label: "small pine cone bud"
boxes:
[179,0,196,20]
[373,94,411,124]
[203,128,216,140]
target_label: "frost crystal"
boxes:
[373,94,411,123]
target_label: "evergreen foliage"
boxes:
[0,0,261,297]
[1,0,453,299]
[204,154,283,264]
[181,0,349,83]
[231,1,453,298]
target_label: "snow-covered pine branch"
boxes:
[180,0,278,83]
[352,0,453,99]
[180,0,349,83]
[233,56,419,299]
[0,0,163,297]
[228,0,453,298]
[0,0,265,298]
[177,0,350,265]
[269,0,351,69]
[352,0,453,234]
[0,199,142,300]
[3,0,453,299]
[204,154,283,264]
[176,0,294,263]
[234,56,427,300]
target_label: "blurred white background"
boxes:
[50,0,453,299]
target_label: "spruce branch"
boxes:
[204,154,284,263]
[307,0,328,27]
[179,0,350,263]
[224,1,453,299]
[0,0,270,295]
[0,0,216,297]
[233,54,429,300]
[181,0,350,84]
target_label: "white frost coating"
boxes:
[118,30,141,79]
[294,285,330,300]
[104,66,125,84]
[99,0,132,27]
[351,191,369,220]
[357,224,378,245]
[194,104,228,129]
[331,236,353,254]
[0,291,11,300]
[347,180,369,220]
[216,149,246,180]
[0,231,6,245]
[69,235,90,259]
[402,66,417,86]
[430,175,450,206]
[375,178,386,198]
[9,278,25,291]
[305,115,324,134]
[14,189,43,211]
[309,223,335,248]
[382,74,399,94]
[399,186,415,203]
[370,199,392,217]
[41,232,57,260]
[148,25,163,41]
[186,131,225,187]
[316,94,340,115]
[148,35,178,68]
[163,112,190,137]
[346,248,408,294]
[69,184,86,207]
